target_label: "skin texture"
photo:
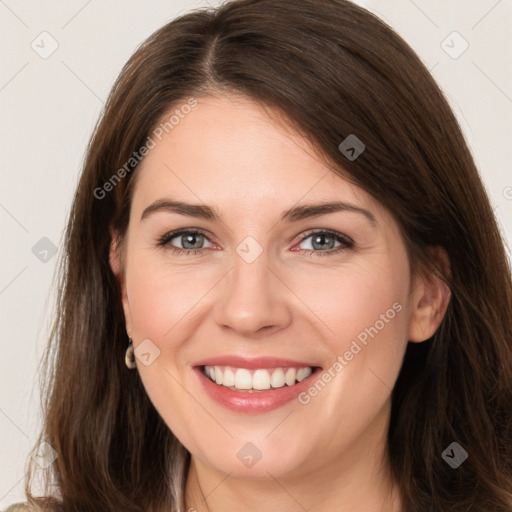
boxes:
[110,93,450,512]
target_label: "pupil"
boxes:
[180,233,335,251]
[183,234,203,250]
[312,234,334,250]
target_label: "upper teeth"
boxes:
[203,365,313,390]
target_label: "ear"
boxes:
[408,246,451,342]
[109,228,132,334]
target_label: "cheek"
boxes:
[125,255,213,341]
[289,262,409,442]
[293,260,408,348]
[290,256,410,399]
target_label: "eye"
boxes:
[295,229,354,257]
[156,228,354,257]
[157,229,214,256]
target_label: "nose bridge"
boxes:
[213,238,291,336]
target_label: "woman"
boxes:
[6,0,512,510]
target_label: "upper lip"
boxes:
[193,355,321,369]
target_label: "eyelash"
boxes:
[156,228,354,258]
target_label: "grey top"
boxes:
[3,504,31,512]
[3,500,67,512]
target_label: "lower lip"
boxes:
[194,366,322,414]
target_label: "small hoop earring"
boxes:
[125,338,137,369]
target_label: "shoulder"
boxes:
[3,504,32,512]
[2,501,65,512]
[2,499,64,512]
[2,503,60,512]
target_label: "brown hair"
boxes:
[21,0,512,510]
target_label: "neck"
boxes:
[184,401,403,512]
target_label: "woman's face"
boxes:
[111,93,439,481]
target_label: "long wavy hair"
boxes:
[21,0,512,510]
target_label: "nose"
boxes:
[213,248,293,339]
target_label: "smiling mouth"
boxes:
[201,364,321,392]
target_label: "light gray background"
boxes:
[1,0,511,507]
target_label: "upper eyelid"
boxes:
[161,228,214,245]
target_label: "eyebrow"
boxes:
[140,199,377,226]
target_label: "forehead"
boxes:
[130,94,383,223]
